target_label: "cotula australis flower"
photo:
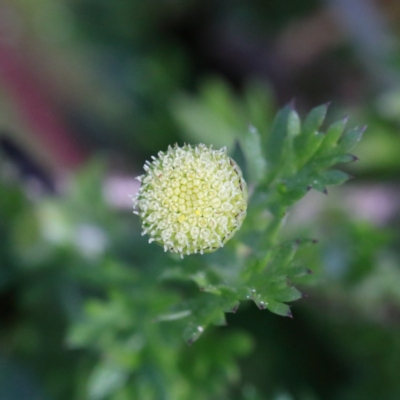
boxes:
[133,144,248,257]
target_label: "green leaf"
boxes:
[303,103,329,133]
[319,170,351,186]
[243,80,274,134]
[267,240,300,273]
[88,362,129,400]
[239,125,268,185]
[181,294,238,344]
[338,126,366,151]
[294,104,329,167]
[311,179,327,194]
[266,104,292,167]
[211,311,227,327]
[290,266,312,276]
[319,116,348,151]
[295,132,325,168]
[287,109,301,137]
[172,95,238,148]
[251,293,269,310]
[266,300,292,317]
[201,78,242,129]
[247,216,287,271]
[278,110,302,176]
[274,286,303,302]
[335,153,358,164]
[183,322,205,345]
[312,149,350,170]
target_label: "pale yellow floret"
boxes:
[133,144,247,257]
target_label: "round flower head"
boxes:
[133,144,247,257]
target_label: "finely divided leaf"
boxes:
[294,103,329,167]
[167,102,364,340]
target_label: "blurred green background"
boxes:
[1,0,400,399]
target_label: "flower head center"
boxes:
[133,144,247,257]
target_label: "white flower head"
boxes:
[133,144,247,257]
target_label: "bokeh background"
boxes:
[1,0,400,399]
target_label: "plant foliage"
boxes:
[157,98,364,345]
[0,87,364,400]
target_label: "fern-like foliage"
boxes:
[160,102,364,344]
[61,96,364,398]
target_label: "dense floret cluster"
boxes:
[133,144,247,257]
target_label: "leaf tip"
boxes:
[258,302,267,310]
[248,123,257,133]
[231,303,240,314]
